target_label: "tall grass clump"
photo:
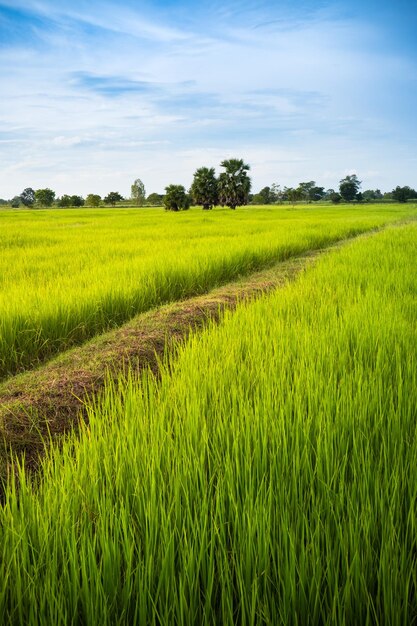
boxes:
[0,203,415,379]
[1,223,417,624]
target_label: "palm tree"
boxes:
[163,185,190,211]
[190,167,218,210]
[218,159,251,209]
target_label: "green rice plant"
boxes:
[0,203,415,379]
[1,223,417,624]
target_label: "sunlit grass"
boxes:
[0,203,415,379]
[1,223,416,624]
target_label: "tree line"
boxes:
[1,161,416,209]
[1,188,125,209]
[251,177,417,205]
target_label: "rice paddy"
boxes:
[1,207,417,624]
[0,203,414,379]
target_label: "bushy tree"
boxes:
[35,188,55,207]
[286,187,301,205]
[20,187,35,207]
[85,194,102,207]
[251,193,265,205]
[362,189,383,201]
[329,192,342,204]
[310,186,325,201]
[163,185,190,211]
[58,194,84,207]
[296,182,325,203]
[104,192,123,206]
[257,186,272,204]
[190,167,218,210]
[218,158,251,210]
[70,195,84,207]
[391,185,417,203]
[297,181,316,203]
[131,179,146,206]
[58,195,72,207]
[362,189,376,201]
[339,175,361,202]
[147,193,164,206]
[10,196,21,208]
[270,183,283,203]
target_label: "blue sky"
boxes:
[0,0,416,198]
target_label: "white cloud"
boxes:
[51,135,83,146]
[0,0,415,197]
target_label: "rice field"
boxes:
[0,203,414,379]
[1,218,417,624]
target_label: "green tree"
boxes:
[10,196,21,208]
[163,185,190,211]
[329,192,342,204]
[146,193,164,206]
[218,158,251,210]
[104,192,123,206]
[362,189,383,201]
[70,195,84,207]
[190,167,218,210]
[297,181,316,203]
[339,175,361,202]
[362,189,376,201]
[58,195,72,208]
[310,186,325,201]
[35,188,55,207]
[131,179,146,206]
[391,185,417,203]
[256,186,272,204]
[85,194,102,207]
[296,181,325,203]
[286,187,301,206]
[20,187,35,207]
[270,183,283,203]
[59,195,84,207]
[251,193,265,205]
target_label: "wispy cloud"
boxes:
[0,0,416,197]
[72,72,161,97]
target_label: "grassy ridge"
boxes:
[1,223,417,624]
[0,204,415,379]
